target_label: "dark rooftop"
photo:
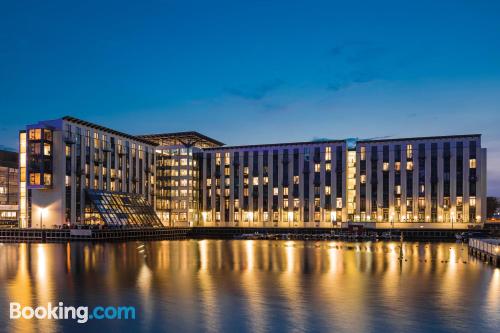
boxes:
[0,149,18,168]
[63,116,158,146]
[138,131,224,148]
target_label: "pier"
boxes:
[468,238,500,267]
[0,227,190,243]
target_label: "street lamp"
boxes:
[40,207,47,229]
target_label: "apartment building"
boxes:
[0,150,19,227]
[19,117,161,228]
[18,116,487,229]
[200,135,486,229]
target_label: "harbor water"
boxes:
[0,240,498,333]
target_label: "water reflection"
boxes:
[0,241,498,332]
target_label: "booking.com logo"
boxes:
[10,302,136,324]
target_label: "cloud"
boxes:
[329,41,386,62]
[225,79,285,100]
[327,71,379,92]
[326,42,388,92]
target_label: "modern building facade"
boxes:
[0,149,19,227]
[137,132,223,227]
[19,117,160,228]
[199,135,487,229]
[19,116,487,229]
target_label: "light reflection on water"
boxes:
[0,240,498,333]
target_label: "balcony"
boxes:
[64,134,77,145]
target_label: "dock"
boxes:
[0,227,190,243]
[468,238,500,267]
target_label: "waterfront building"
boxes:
[137,132,222,227]
[200,135,487,229]
[0,150,19,227]
[19,116,487,229]
[19,117,160,228]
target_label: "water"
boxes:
[0,240,498,333]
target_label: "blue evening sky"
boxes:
[1,0,500,194]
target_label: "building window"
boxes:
[395,185,401,195]
[383,162,389,171]
[283,187,289,196]
[325,147,331,161]
[293,198,300,208]
[325,163,331,171]
[360,175,366,184]
[273,187,278,195]
[325,186,331,195]
[263,176,269,184]
[336,198,342,209]
[406,144,413,159]
[206,178,212,186]
[360,147,366,160]
[406,161,413,171]
[314,164,320,172]
[253,177,259,185]
[293,176,299,184]
[470,197,476,207]
[395,162,401,171]
[469,159,476,168]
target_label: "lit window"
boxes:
[294,198,300,208]
[336,198,342,209]
[206,178,212,186]
[243,167,249,175]
[395,185,401,195]
[325,163,331,171]
[283,187,289,196]
[325,147,331,161]
[360,175,366,184]
[383,162,389,171]
[314,164,320,172]
[325,186,331,195]
[406,144,413,159]
[360,146,366,160]
[469,159,476,168]
[263,176,269,184]
[395,162,401,171]
[273,187,278,195]
[225,153,230,165]
[293,176,299,184]
[470,197,476,207]
[253,177,259,185]
[215,153,221,165]
[406,161,413,171]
